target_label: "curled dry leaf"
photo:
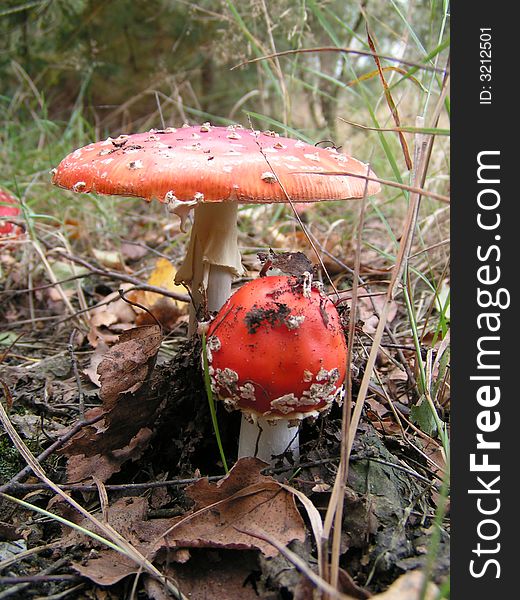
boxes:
[61,326,163,483]
[87,284,138,347]
[357,295,398,335]
[98,324,162,406]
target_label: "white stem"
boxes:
[175,202,244,334]
[238,414,300,465]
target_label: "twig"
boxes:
[2,454,439,494]
[41,243,190,303]
[304,170,449,204]
[67,329,85,418]
[325,166,368,591]
[232,46,447,73]
[0,558,69,600]
[0,413,105,493]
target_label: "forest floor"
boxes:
[0,204,450,599]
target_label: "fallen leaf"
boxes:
[150,457,306,558]
[87,285,138,347]
[67,497,148,585]
[92,248,127,271]
[83,342,109,387]
[369,571,439,600]
[127,258,187,330]
[148,550,260,600]
[61,327,163,483]
[98,325,162,406]
[120,241,148,262]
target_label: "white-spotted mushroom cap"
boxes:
[51,125,380,205]
[205,275,347,421]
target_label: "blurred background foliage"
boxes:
[1,0,448,139]
[0,0,450,282]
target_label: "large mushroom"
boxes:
[205,274,347,464]
[51,124,380,328]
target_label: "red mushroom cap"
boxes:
[0,189,22,238]
[205,275,347,420]
[51,124,380,205]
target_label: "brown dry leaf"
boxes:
[127,258,187,330]
[62,384,163,483]
[370,571,439,600]
[87,285,138,347]
[120,241,148,262]
[73,550,139,587]
[67,496,148,585]
[92,248,128,271]
[65,424,154,483]
[83,342,109,387]
[148,550,260,600]
[98,325,162,406]
[358,295,398,335]
[61,327,163,483]
[149,457,306,558]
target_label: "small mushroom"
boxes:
[205,274,347,464]
[51,125,379,330]
[0,189,23,240]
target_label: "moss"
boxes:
[0,435,23,484]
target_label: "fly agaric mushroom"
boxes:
[51,124,379,329]
[205,274,347,464]
[0,189,23,240]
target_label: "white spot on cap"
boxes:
[304,152,321,162]
[226,131,241,140]
[295,140,306,148]
[128,160,143,170]
[72,181,87,192]
[261,171,277,183]
[200,122,211,132]
[194,192,205,202]
[239,383,256,402]
[286,315,305,330]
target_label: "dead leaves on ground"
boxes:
[64,458,306,591]
[87,259,187,347]
[61,325,163,483]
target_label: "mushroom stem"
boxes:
[175,202,244,333]
[238,414,300,464]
